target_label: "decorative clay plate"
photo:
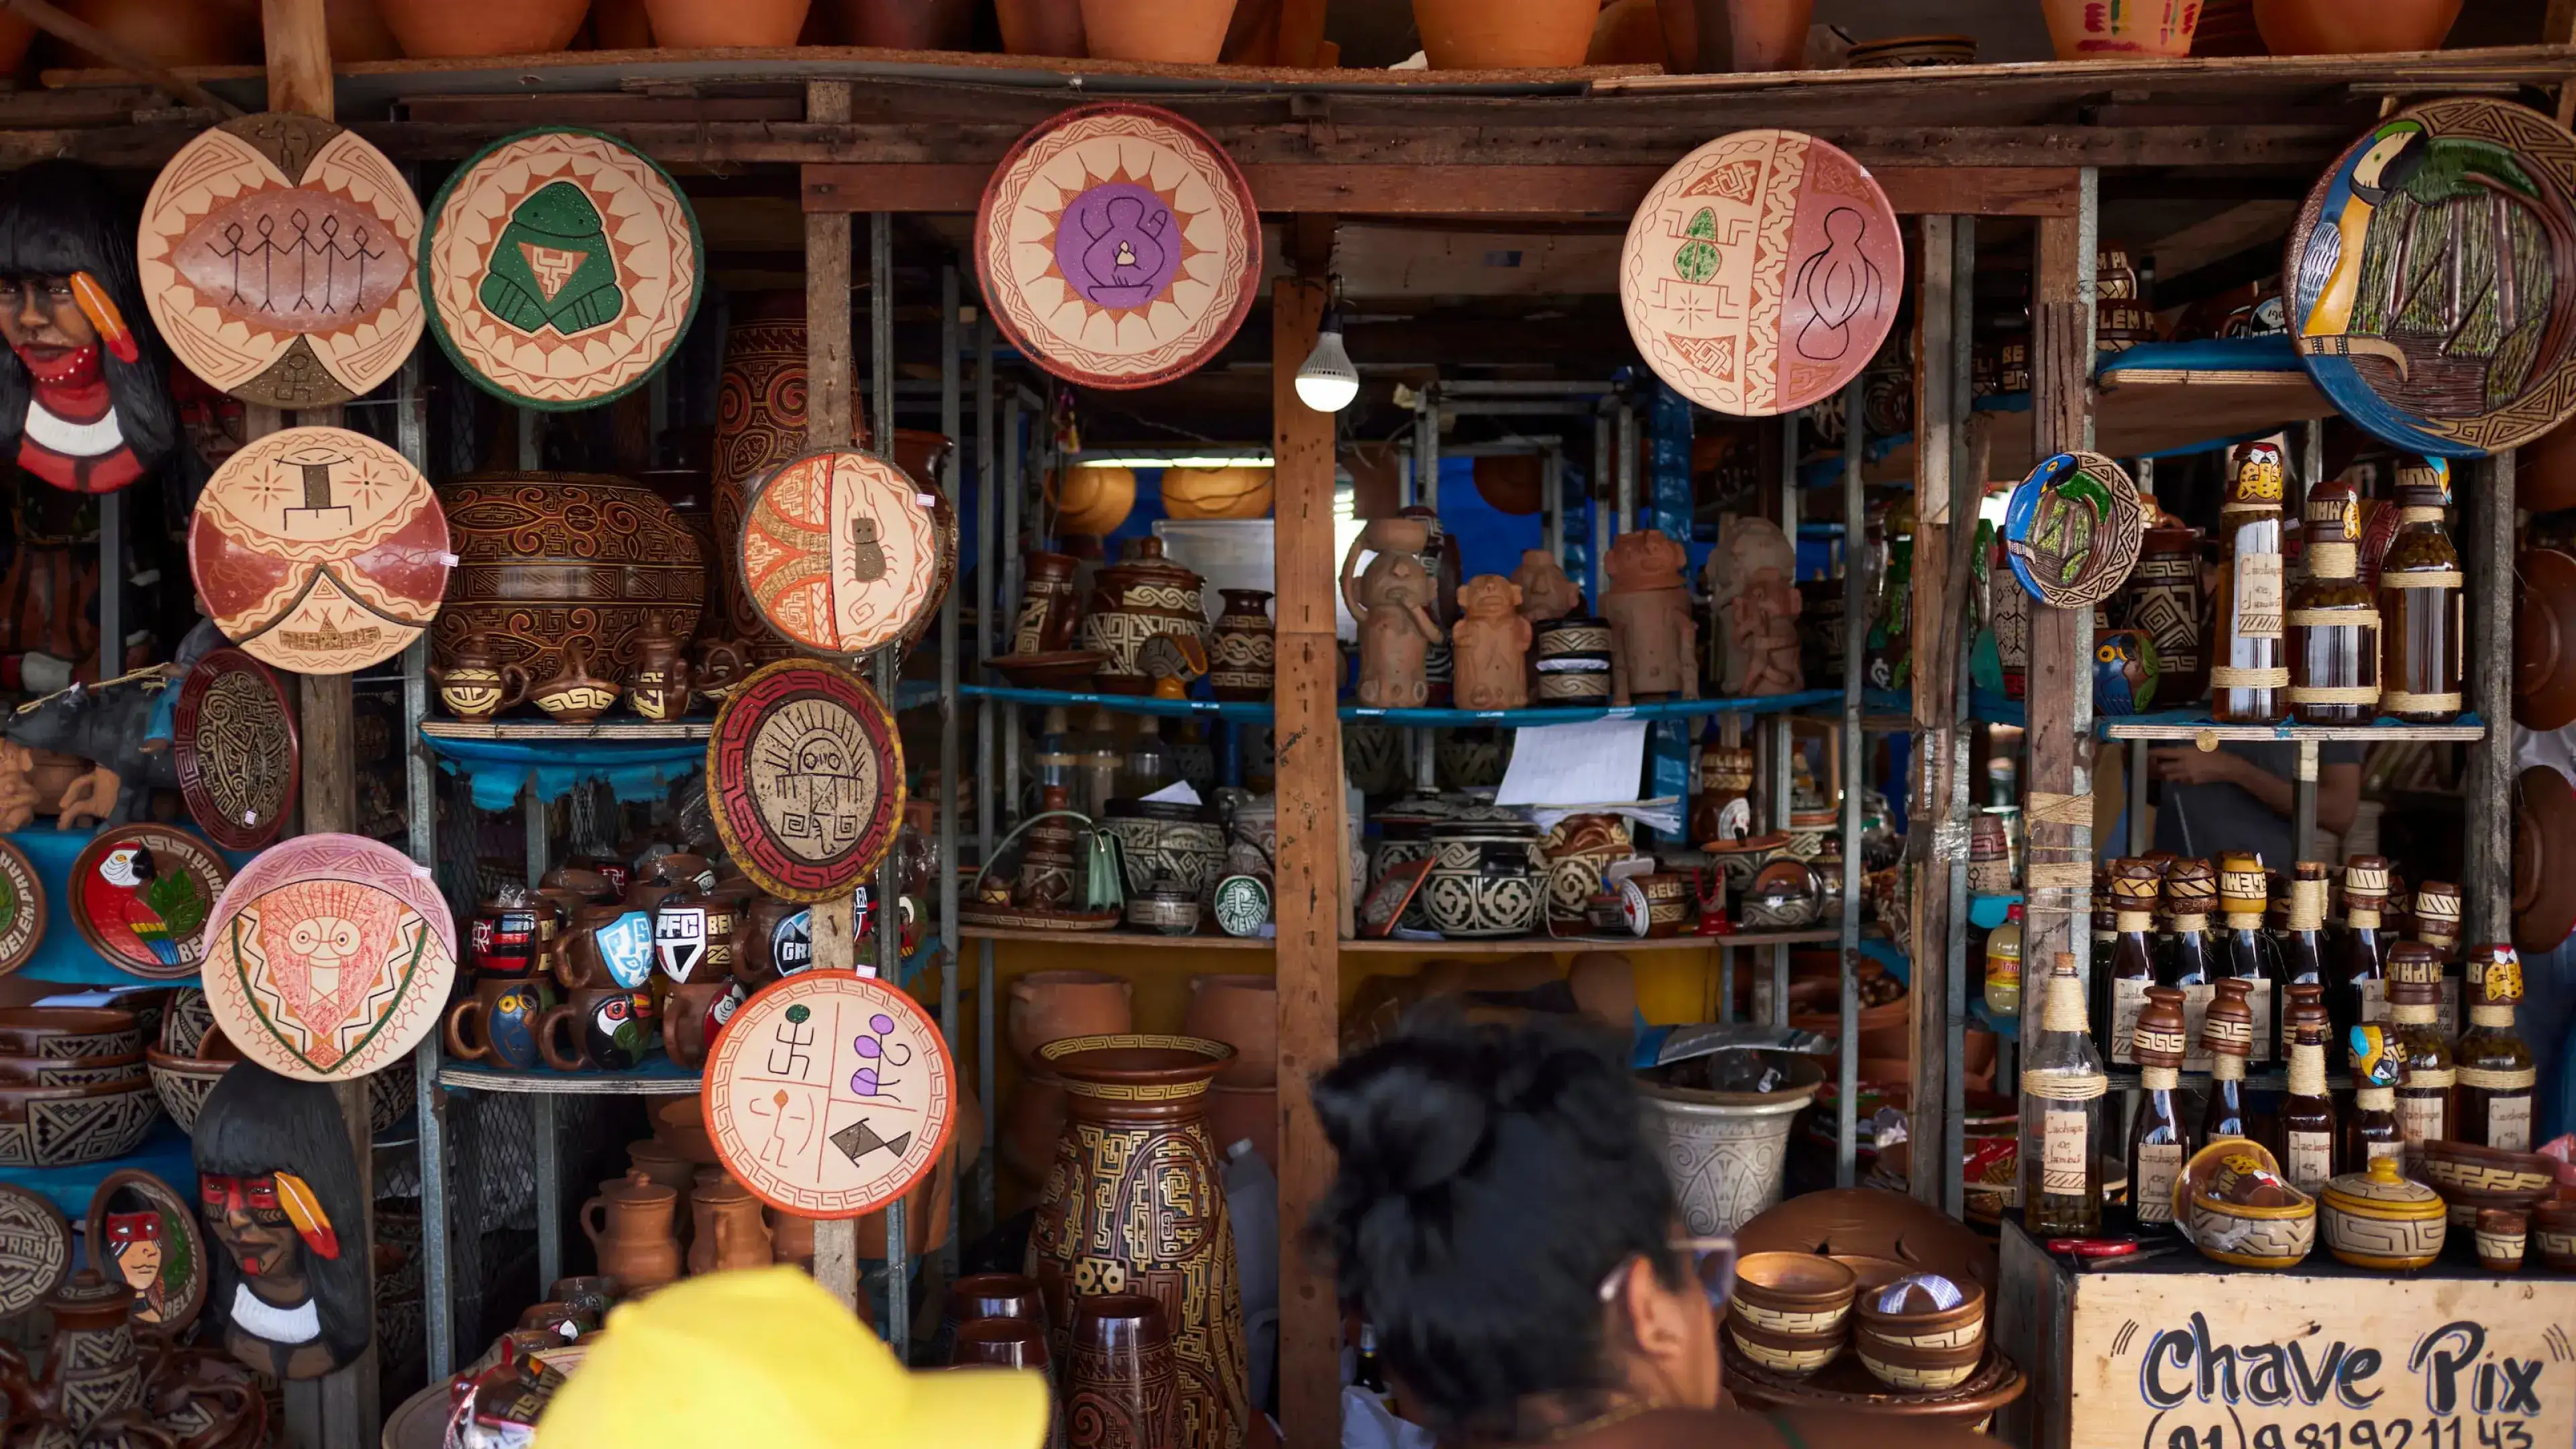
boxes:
[706,661,905,904]
[737,449,956,660]
[188,425,451,676]
[2003,451,2146,609]
[1621,129,1904,418]
[199,833,459,1082]
[86,1167,209,1334]
[703,973,957,1220]
[2516,547,2576,730]
[975,103,1261,390]
[69,824,231,981]
[0,1183,70,1320]
[0,837,44,978]
[2288,98,2576,458]
[138,112,425,409]
[174,647,301,851]
[423,128,704,410]
[2514,764,2576,954]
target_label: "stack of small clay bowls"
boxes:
[2418,1140,2559,1230]
[2531,1199,2576,1271]
[1726,1252,1858,1376]
[1853,1273,1988,1391]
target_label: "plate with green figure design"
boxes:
[2004,451,2145,610]
[422,128,704,411]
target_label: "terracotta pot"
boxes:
[2039,0,2197,58]
[1008,969,1135,1065]
[327,0,405,59]
[1412,0,1591,66]
[769,1205,818,1266]
[1662,0,1808,72]
[996,0,1085,54]
[377,0,590,56]
[2251,0,2458,54]
[580,1171,680,1293]
[832,0,973,46]
[61,0,260,67]
[686,1178,773,1275]
[626,1138,694,1195]
[1079,537,1212,695]
[592,0,656,44]
[645,0,808,43]
[1205,1081,1276,1165]
[1587,0,1666,65]
[435,475,706,688]
[1077,0,1235,62]
[1064,1293,1178,1449]
[1000,1073,1070,1185]
[1183,973,1276,1087]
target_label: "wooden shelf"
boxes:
[960,924,1275,949]
[434,1054,702,1095]
[420,718,713,741]
[963,684,1846,727]
[1340,926,1852,953]
[2098,716,2485,743]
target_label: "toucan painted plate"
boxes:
[2003,451,2145,610]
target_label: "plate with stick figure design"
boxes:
[704,973,955,1219]
[1619,129,1902,418]
[706,660,906,904]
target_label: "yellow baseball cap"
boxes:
[535,1267,1051,1449]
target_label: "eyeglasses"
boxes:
[1597,1236,1737,1310]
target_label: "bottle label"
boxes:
[2365,1136,2405,1165]
[2434,985,2459,1044]
[2043,1108,2091,1197]
[2236,552,2284,637]
[2136,1141,2182,1222]
[2286,1131,2333,1195]
[2484,1095,2534,1152]
[2177,982,2218,1073]
[2398,1091,2448,1152]
[2357,977,2387,1024]
[2245,977,2274,1065]
[2111,977,2152,1066]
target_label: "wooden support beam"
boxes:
[2465,451,2514,945]
[261,0,333,119]
[1271,274,1344,1449]
[1907,215,1962,1212]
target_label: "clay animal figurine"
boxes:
[1343,520,1446,709]
[2,670,179,827]
[1705,517,1803,696]
[193,1063,371,1380]
[1452,575,1534,711]
[1602,529,1699,706]
[2093,627,2161,716]
[1511,549,1584,624]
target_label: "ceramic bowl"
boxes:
[0,1008,141,1060]
[2320,1157,2447,1271]
[0,1053,144,1088]
[2435,1182,2553,1229]
[653,1097,718,1165]
[1829,1255,1914,1295]
[0,1078,159,1167]
[1729,1252,1859,1337]
[145,1047,233,1133]
[2421,1139,2559,1199]
[1855,1332,1986,1392]
[1854,1273,1988,1356]
[1727,1318,1843,1377]
[2179,1140,2317,1270]
[2531,1199,2576,1271]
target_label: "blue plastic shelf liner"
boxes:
[0,1118,197,1218]
[5,826,257,988]
[425,735,708,811]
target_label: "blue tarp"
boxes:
[423,735,708,811]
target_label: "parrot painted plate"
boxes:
[199,833,458,1082]
[706,661,905,904]
[139,112,425,409]
[737,449,957,660]
[975,103,1261,391]
[0,839,44,979]
[2287,97,2576,458]
[174,648,301,851]
[423,127,704,411]
[2003,451,2145,610]
[1621,128,1904,419]
[704,973,956,1220]
[68,824,231,981]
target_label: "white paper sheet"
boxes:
[1495,718,1650,808]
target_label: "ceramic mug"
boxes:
[537,988,655,1072]
[468,900,548,976]
[663,981,745,1071]
[740,897,813,983]
[444,976,553,1071]
[517,1300,598,1344]
[555,906,658,993]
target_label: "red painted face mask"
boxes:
[3,271,146,495]
[202,1171,341,1267]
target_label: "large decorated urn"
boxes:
[433,473,706,684]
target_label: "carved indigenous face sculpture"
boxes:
[0,160,178,494]
[193,1063,368,1380]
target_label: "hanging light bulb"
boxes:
[1295,308,1360,413]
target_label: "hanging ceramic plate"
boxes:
[2516,547,2576,729]
[975,103,1261,391]
[2287,98,2576,458]
[173,648,301,851]
[0,838,43,979]
[2514,765,2576,953]
[85,1168,209,1334]
[737,449,957,659]
[0,1183,70,1321]
[1620,129,1904,419]
[423,127,704,410]
[706,661,905,904]
[199,833,459,1082]
[188,425,451,676]
[704,973,957,1220]
[69,824,230,981]
[2003,451,2147,609]
[138,113,425,409]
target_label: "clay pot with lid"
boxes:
[582,1172,681,1293]
[1183,973,1276,1087]
[1077,537,1212,695]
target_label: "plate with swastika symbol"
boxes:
[704,973,955,1219]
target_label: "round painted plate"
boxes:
[188,425,451,676]
[199,833,459,1082]
[0,1183,70,1320]
[423,127,704,410]
[2288,98,2576,458]
[704,973,956,1220]
[706,661,905,904]
[174,648,301,851]
[0,838,44,978]
[69,824,231,981]
[1620,129,1904,418]
[737,449,956,659]
[975,103,1261,391]
[87,1168,209,1334]
[139,112,425,409]
[2003,451,2146,610]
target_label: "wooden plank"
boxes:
[1907,215,1958,1212]
[260,0,333,119]
[2465,451,2514,944]
[1269,275,1342,1449]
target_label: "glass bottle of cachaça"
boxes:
[2279,983,2338,1196]
[2412,880,2464,1043]
[2376,458,2463,724]
[2280,863,2330,1061]
[2383,944,2454,1171]
[2161,859,2220,1072]
[2286,480,2381,724]
[2127,984,2194,1233]
[2099,858,2164,1068]
[2092,867,2118,980]
[2216,853,2281,1067]
[2455,944,2536,1152]
[2211,439,2291,724]
[2343,1024,2408,1173]
[2021,953,2109,1238]
[2334,856,2392,1069]
[2200,977,2257,1146]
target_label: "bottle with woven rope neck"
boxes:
[2333,856,2392,1071]
[2279,983,2337,1196]
[2377,459,2462,724]
[2454,944,2536,1152]
[2280,862,2330,1063]
[2383,943,2454,1171]
[2286,480,2380,724]
[2021,953,2107,1238]
[2158,858,2220,1071]
[2216,853,2281,1067]
[2211,440,2290,724]
[2097,859,2162,1067]
[2199,977,2257,1147]
[2411,879,2465,1042]
[2126,984,2193,1232]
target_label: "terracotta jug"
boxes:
[1450,574,1533,711]
[625,614,695,722]
[687,1179,774,1276]
[0,1271,156,1446]
[1182,973,1276,1087]
[1341,519,1445,709]
[430,635,526,721]
[515,640,621,724]
[1602,529,1699,706]
[1007,969,1135,1065]
[581,1171,681,1293]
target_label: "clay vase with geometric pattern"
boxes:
[1065,1293,1178,1449]
[712,295,822,663]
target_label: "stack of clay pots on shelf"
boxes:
[1003,969,1279,1181]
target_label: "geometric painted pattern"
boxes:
[0,1085,160,1169]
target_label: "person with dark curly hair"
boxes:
[1308,1012,1992,1449]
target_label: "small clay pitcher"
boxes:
[624,614,695,722]
[626,1138,694,1196]
[429,635,525,722]
[444,975,553,1072]
[1009,551,1083,655]
[580,1171,680,1293]
[663,980,744,1071]
[687,1178,774,1276]
[1006,970,1134,1066]
[537,987,655,1072]
[516,640,621,724]
[1181,973,1276,1087]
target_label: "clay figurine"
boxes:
[1602,529,1699,706]
[1511,549,1583,624]
[1452,575,1533,712]
[192,1064,370,1380]
[0,742,36,832]
[1342,519,1445,709]
[1,671,179,827]
[1705,517,1804,696]
[0,162,178,496]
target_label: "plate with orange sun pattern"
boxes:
[974,103,1262,391]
